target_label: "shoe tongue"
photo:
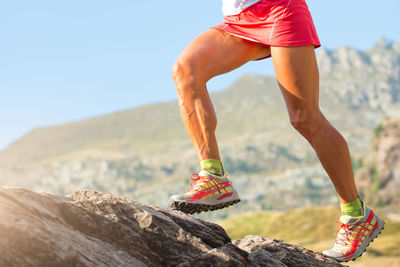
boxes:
[340,215,362,224]
[199,170,215,177]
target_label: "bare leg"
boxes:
[271,45,359,204]
[171,29,270,161]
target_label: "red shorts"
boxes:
[212,0,321,55]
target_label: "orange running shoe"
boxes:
[323,203,385,262]
[169,171,240,214]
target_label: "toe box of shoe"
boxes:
[322,249,344,259]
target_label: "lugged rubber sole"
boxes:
[338,222,385,263]
[169,199,240,215]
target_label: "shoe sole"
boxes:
[169,199,240,215]
[339,220,385,262]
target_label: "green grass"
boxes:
[218,211,282,239]
[218,206,400,258]
[219,206,340,242]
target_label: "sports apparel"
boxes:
[169,171,240,214]
[213,0,321,56]
[340,197,363,217]
[222,0,262,16]
[323,204,385,262]
[200,159,223,176]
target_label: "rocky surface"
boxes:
[0,187,345,267]
[357,116,400,211]
[317,38,400,114]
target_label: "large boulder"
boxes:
[357,116,400,210]
[0,187,344,266]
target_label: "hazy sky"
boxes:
[1,0,399,150]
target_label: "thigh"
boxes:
[270,45,320,114]
[176,29,271,82]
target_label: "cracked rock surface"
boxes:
[0,188,345,266]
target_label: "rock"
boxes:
[373,117,400,207]
[0,187,345,267]
[357,116,400,210]
[234,236,342,267]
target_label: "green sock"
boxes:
[340,197,364,217]
[200,159,223,176]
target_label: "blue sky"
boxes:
[1,0,399,150]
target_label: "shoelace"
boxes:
[334,220,370,254]
[190,174,211,189]
[335,221,352,247]
[189,173,228,195]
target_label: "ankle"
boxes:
[200,159,223,176]
[340,197,364,217]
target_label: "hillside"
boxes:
[356,116,400,212]
[0,39,399,217]
[218,207,400,267]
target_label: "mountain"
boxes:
[317,38,400,114]
[0,187,344,267]
[0,38,399,218]
[356,116,400,212]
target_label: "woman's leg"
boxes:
[169,29,270,213]
[171,29,270,161]
[270,45,359,204]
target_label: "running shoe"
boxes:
[323,203,385,262]
[169,171,240,214]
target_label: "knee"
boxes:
[289,109,323,139]
[171,54,200,87]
